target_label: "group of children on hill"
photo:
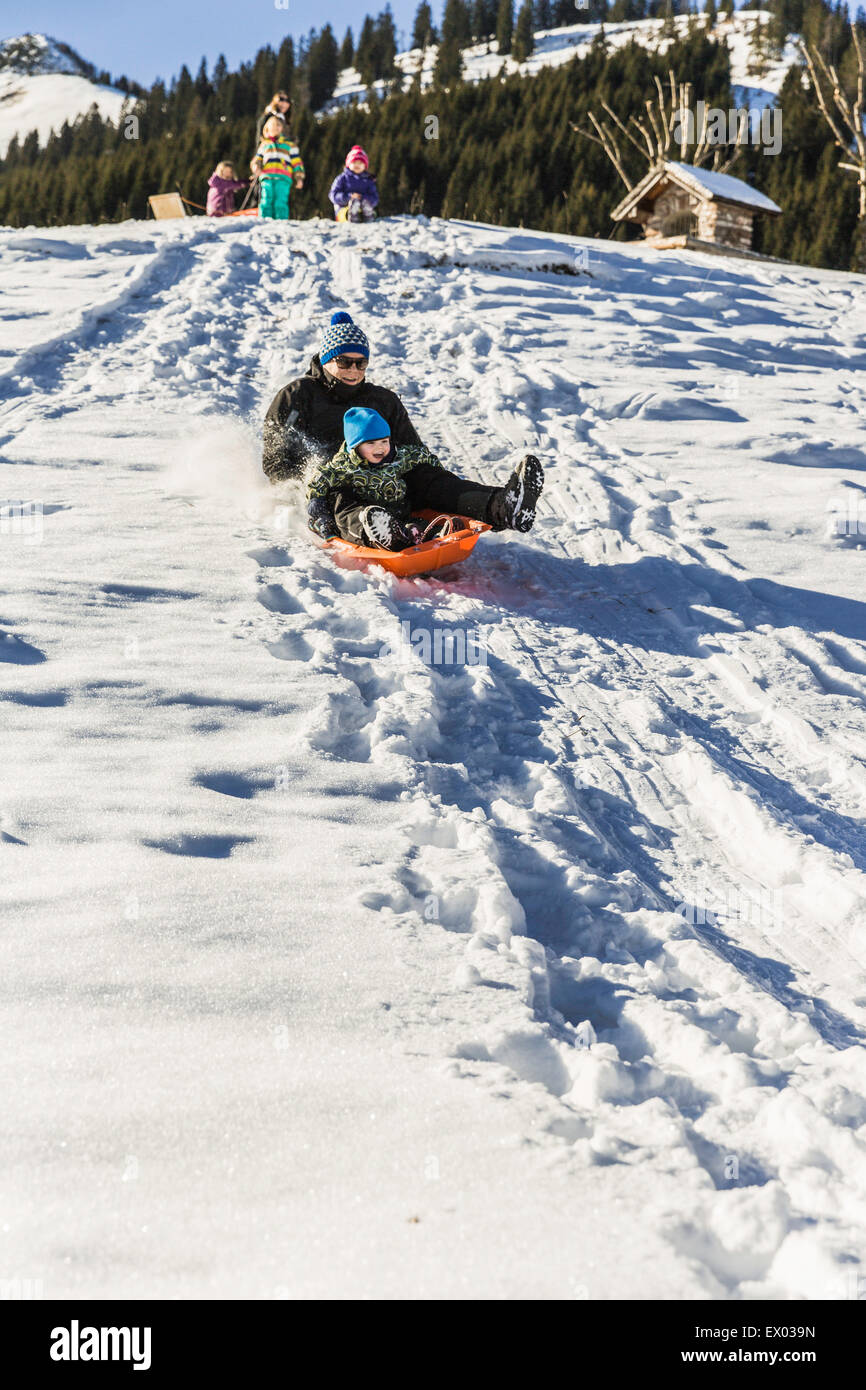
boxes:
[205,90,378,223]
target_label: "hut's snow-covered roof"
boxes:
[612,160,782,221]
[665,162,782,213]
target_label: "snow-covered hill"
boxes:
[0,33,128,157]
[326,9,800,114]
[1,214,865,1299]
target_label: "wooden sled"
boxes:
[148,193,187,220]
[312,511,490,577]
[148,193,258,220]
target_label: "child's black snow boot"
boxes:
[489,455,544,532]
[360,506,416,551]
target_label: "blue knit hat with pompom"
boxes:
[320,311,370,365]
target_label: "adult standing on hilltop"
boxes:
[256,90,293,145]
[250,91,296,208]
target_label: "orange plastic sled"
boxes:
[312,511,490,577]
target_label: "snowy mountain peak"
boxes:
[0,33,92,79]
[0,34,127,158]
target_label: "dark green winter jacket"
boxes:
[306,442,443,508]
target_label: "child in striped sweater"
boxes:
[251,115,304,220]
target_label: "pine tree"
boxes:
[766,0,789,55]
[252,46,276,109]
[497,0,514,54]
[412,2,437,48]
[434,2,470,88]
[293,35,312,109]
[173,63,194,115]
[474,0,500,40]
[376,6,399,79]
[747,13,773,77]
[307,26,340,108]
[441,0,474,48]
[356,17,378,85]
[513,0,536,60]
[274,37,295,94]
[212,55,228,95]
[194,58,210,101]
[433,36,465,85]
[338,28,355,68]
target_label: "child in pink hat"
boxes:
[329,146,379,222]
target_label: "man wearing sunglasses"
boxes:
[263,311,425,483]
[263,311,543,538]
[256,90,293,145]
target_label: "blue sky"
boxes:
[4,1,425,86]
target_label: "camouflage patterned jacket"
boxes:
[306,443,443,532]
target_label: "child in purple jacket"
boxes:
[329,146,378,223]
[206,162,248,217]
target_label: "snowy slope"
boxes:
[0,34,128,156]
[326,10,799,114]
[1,215,866,1299]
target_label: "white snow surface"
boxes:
[0,33,128,156]
[2,213,866,1300]
[0,71,128,157]
[326,11,799,114]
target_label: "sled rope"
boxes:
[420,515,456,541]
[238,175,260,212]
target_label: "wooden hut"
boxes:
[611,161,782,258]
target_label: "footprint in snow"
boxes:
[193,771,271,799]
[0,689,68,706]
[246,546,292,567]
[143,833,253,859]
[256,583,303,615]
[266,632,314,662]
[0,632,46,664]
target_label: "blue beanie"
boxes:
[344,407,390,451]
[321,311,370,365]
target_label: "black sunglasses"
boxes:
[333,356,368,371]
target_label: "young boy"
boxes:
[329,146,378,223]
[306,407,544,550]
[251,115,305,220]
